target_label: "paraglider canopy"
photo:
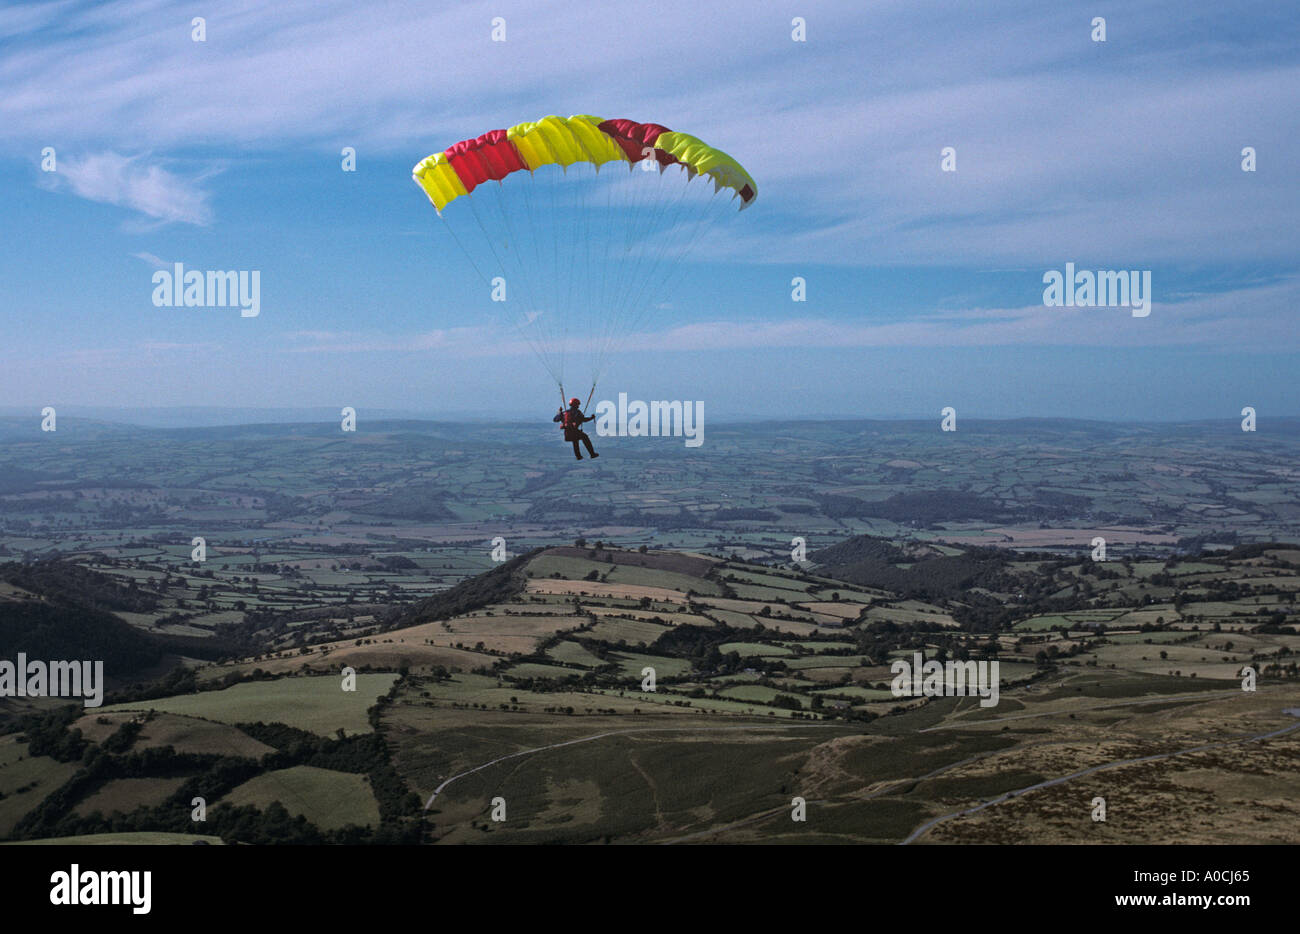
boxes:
[413,115,757,400]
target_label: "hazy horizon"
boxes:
[4,403,1298,430]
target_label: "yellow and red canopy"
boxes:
[413,114,757,212]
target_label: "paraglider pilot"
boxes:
[554,397,599,460]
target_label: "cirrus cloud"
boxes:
[50,151,215,226]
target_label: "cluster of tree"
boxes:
[778,503,816,514]
[94,503,170,526]
[1174,530,1242,552]
[100,717,145,754]
[526,503,706,531]
[0,558,160,612]
[0,601,165,683]
[508,673,592,693]
[652,622,746,663]
[14,706,89,762]
[812,535,1012,601]
[352,482,455,521]
[0,466,65,495]
[710,508,781,522]
[814,491,1006,524]
[0,495,84,515]
[1224,542,1294,561]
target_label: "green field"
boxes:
[609,652,694,679]
[785,654,872,670]
[74,777,189,818]
[720,642,793,657]
[0,738,80,836]
[503,662,586,681]
[4,832,225,845]
[103,674,399,736]
[718,684,805,706]
[585,617,672,646]
[221,765,381,830]
[545,641,607,668]
[812,685,896,701]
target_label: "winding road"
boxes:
[422,721,844,810]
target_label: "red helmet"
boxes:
[569,397,580,406]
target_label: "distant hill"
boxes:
[545,545,716,577]
[811,534,1010,599]
[350,483,456,522]
[816,491,1007,524]
[0,561,248,680]
[0,560,159,614]
[391,549,537,626]
[811,536,908,566]
[0,466,74,495]
[0,601,165,675]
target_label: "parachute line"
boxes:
[415,117,755,400]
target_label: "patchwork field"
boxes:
[103,674,399,736]
[3,462,1298,846]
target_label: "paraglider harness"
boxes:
[559,408,584,434]
[557,386,596,441]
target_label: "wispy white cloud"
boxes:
[52,152,214,226]
[6,0,1296,264]
[274,278,1300,357]
[138,340,222,352]
[649,279,1300,351]
[282,326,502,355]
[132,250,168,268]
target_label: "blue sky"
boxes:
[1,0,1297,420]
